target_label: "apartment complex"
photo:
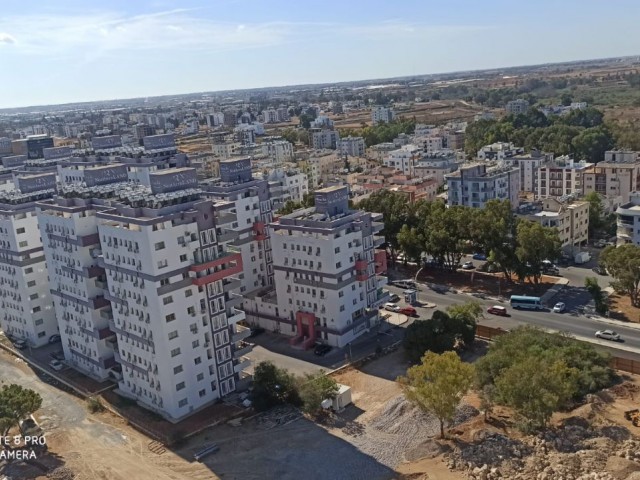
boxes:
[446,164,520,209]
[530,198,589,252]
[371,106,395,125]
[311,129,340,150]
[582,162,640,205]
[505,99,529,115]
[383,145,421,176]
[616,192,640,246]
[0,173,59,346]
[339,136,366,157]
[536,157,592,199]
[243,185,388,348]
[261,168,309,212]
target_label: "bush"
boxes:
[298,372,339,415]
[87,396,105,413]
[251,361,302,412]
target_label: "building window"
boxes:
[160,278,169,286]
[171,348,181,357]
[199,389,206,398]
[30,293,38,300]
[25,267,33,274]
[157,259,168,269]
[180,254,187,262]
[38,332,46,338]
[178,399,188,407]
[194,357,202,365]
[185,289,193,297]
[176,382,185,391]
[16,227,25,234]
[35,318,43,326]
[168,330,178,340]
[154,241,166,251]
[19,241,28,247]
[173,365,183,374]
[165,313,176,323]
[27,280,36,287]
[163,296,173,305]
[340,305,345,312]
[196,373,204,381]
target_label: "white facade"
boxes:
[371,106,395,125]
[537,158,592,199]
[446,164,520,209]
[530,199,589,251]
[206,113,225,127]
[245,186,388,348]
[311,130,340,150]
[383,145,421,176]
[0,184,59,347]
[505,99,529,115]
[261,140,293,163]
[339,137,366,158]
[616,192,640,246]
[262,109,279,124]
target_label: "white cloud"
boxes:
[0,32,16,44]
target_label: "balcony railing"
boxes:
[227,309,246,325]
[233,342,253,359]
[232,325,251,343]
[234,356,251,373]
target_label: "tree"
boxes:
[423,203,471,271]
[560,93,573,106]
[297,372,339,415]
[600,244,640,306]
[403,306,477,363]
[585,191,605,237]
[446,301,482,346]
[515,221,562,286]
[0,384,43,436]
[585,277,608,315]
[251,361,301,412]
[397,225,424,264]
[572,126,615,162]
[398,351,474,438]
[493,356,578,431]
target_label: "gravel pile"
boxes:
[345,395,479,469]
[47,466,76,480]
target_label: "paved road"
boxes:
[386,282,640,359]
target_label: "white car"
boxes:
[49,359,65,371]
[384,303,401,312]
[595,330,621,342]
[552,302,566,313]
[461,261,475,270]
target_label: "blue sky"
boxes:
[0,0,639,108]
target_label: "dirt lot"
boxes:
[608,293,640,324]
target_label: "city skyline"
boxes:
[1,0,640,108]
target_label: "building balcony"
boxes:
[232,325,251,343]
[372,222,384,234]
[234,356,251,374]
[222,277,241,293]
[233,342,253,359]
[236,371,252,391]
[217,230,238,243]
[355,259,368,271]
[356,272,369,281]
[101,310,113,321]
[225,292,244,309]
[253,221,267,241]
[373,236,385,248]
[371,212,383,222]
[114,351,122,363]
[376,275,388,288]
[191,254,243,286]
[227,309,246,325]
[216,211,236,225]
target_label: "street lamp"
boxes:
[414,266,424,285]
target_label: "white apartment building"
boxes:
[537,157,592,199]
[206,113,225,128]
[582,162,640,205]
[604,150,639,163]
[446,163,520,209]
[414,124,438,136]
[416,136,444,153]
[212,142,241,159]
[477,142,524,161]
[0,137,11,155]
[244,185,388,348]
[0,173,59,347]
[261,140,294,163]
[505,99,529,115]
[262,169,309,211]
[201,158,274,297]
[616,192,640,245]
[530,198,589,252]
[38,165,251,421]
[371,106,395,125]
[339,137,366,158]
[262,109,279,124]
[383,145,421,176]
[311,129,340,150]
[311,116,334,129]
[503,150,552,193]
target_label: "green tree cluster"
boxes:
[585,277,608,315]
[475,326,614,431]
[403,302,481,363]
[338,119,416,147]
[398,351,474,438]
[0,384,43,436]
[358,193,561,284]
[251,361,340,415]
[464,107,614,162]
[600,244,640,307]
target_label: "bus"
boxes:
[509,295,543,310]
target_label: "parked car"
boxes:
[51,351,65,361]
[13,339,27,350]
[592,265,607,275]
[19,418,43,437]
[399,306,417,317]
[388,293,400,303]
[49,359,64,371]
[552,302,566,313]
[594,239,608,248]
[314,344,332,356]
[48,334,61,344]
[391,279,417,289]
[249,327,265,337]
[384,303,401,312]
[461,261,475,270]
[595,330,621,341]
[472,253,487,261]
[487,305,508,316]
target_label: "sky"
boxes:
[0,0,639,108]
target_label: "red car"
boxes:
[487,305,508,316]
[399,306,417,317]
